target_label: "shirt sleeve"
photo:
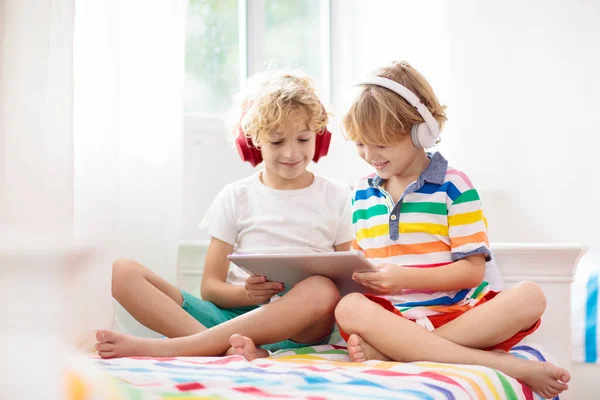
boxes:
[334,186,354,246]
[349,184,365,255]
[447,187,492,262]
[198,184,238,245]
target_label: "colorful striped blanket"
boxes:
[572,249,599,364]
[95,344,557,399]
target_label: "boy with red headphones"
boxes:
[95,69,353,360]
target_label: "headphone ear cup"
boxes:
[312,128,332,163]
[411,123,437,149]
[235,128,262,167]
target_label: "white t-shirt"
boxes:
[199,171,354,285]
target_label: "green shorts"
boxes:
[180,290,331,352]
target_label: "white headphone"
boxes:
[355,76,440,148]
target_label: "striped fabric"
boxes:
[96,344,555,399]
[351,152,501,320]
[572,249,600,364]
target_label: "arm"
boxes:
[199,185,267,308]
[399,254,485,290]
[333,185,354,253]
[201,237,284,308]
[200,237,257,308]
[352,254,485,295]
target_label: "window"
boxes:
[263,0,323,83]
[185,0,240,114]
[184,0,330,120]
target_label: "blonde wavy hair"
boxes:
[342,61,447,146]
[232,69,329,146]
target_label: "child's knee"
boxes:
[300,276,340,313]
[111,259,140,297]
[515,281,546,319]
[334,293,368,326]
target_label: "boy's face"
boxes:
[355,136,422,180]
[259,110,316,182]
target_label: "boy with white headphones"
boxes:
[334,61,569,399]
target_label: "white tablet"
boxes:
[227,251,377,296]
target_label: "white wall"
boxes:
[443,0,600,246]
[181,0,600,250]
[181,123,255,240]
[323,0,599,248]
[314,0,451,185]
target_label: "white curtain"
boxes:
[73,0,187,337]
[1,2,77,397]
[0,0,74,229]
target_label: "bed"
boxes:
[89,242,587,399]
[97,344,558,399]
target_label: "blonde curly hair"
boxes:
[232,69,329,146]
[342,61,447,146]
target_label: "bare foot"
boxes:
[346,334,390,362]
[509,357,570,399]
[95,329,161,359]
[226,334,269,361]
[489,350,570,398]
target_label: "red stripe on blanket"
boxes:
[520,381,534,400]
[364,369,463,387]
[234,387,293,397]
[175,382,206,391]
[183,356,242,365]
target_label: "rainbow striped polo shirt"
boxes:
[352,152,502,321]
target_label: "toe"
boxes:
[550,381,567,393]
[95,342,113,352]
[241,336,256,352]
[233,347,244,356]
[229,334,245,348]
[347,334,362,347]
[550,366,570,383]
[96,330,107,342]
[551,380,567,390]
[98,350,115,359]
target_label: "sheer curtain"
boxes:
[1,2,77,397]
[73,0,187,338]
[0,0,74,228]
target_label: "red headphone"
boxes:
[235,115,332,167]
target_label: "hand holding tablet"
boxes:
[227,251,377,296]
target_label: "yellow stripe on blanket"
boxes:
[270,356,408,371]
[416,362,501,399]
[371,361,404,369]
[271,357,368,368]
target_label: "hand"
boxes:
[244,275,285,305]
[352,264,404,295]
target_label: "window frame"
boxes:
[183,0,333,137]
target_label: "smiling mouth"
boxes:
[372,161,388,170]
[281,161,302,167]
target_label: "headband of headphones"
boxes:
[355,76,440,148]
